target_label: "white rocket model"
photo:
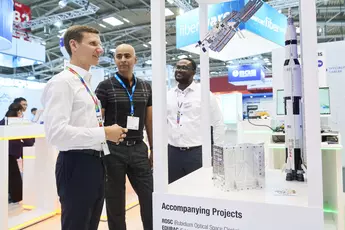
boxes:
[283,9,305,182]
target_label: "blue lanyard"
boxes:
[114,74,137,116]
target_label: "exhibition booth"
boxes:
[151,0,344,230]
[0,0,344,229]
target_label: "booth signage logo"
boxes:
[232,69,256,78]
[228,64,264,83]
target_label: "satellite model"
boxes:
[213,143,265,191]
[196,0,263,53]
[282,9,306,182]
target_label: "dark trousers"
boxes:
[104,141,153,230]
[56,150,105,230]
[168,145,202,184]
[9,155,22,202]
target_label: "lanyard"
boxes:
[66,66,103,127]
[114,74,137,116]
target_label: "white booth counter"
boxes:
[0,124,58,230]
[268,140,344,229]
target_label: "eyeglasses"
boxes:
[173,65,195,71]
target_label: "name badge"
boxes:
[127,116,140,130]
[102,142,110,156]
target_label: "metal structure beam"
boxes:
[17,0,100,29]
[170,0,193,11]
[267,0,325,10]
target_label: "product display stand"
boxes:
[268,141,344,229]
[151,0,327,229]
[0,124,58,230]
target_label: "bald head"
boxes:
[115,44,136,56]
[114,43,137,77]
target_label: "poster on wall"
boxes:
[298,50,327,86]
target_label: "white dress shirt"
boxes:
[167,81,225,147]
[41,63,105,151]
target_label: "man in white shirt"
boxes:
[41,25,127,230]
[167,58,225,183]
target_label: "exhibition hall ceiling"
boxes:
[0,0,344,81]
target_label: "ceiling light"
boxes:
[179,8,185,15]
[102,17,124,26]
[145,60,152,65]
[253,57,259,61]
[54,21,62,28]
[167,0,174,4]
[99,23,106,28]
[58,0,67,8]
[27,76,35,80]
[110,49,116,52]
[165,8,174,16]
[57,35,62,38]
[178,54,188,59]
[123,18,130,23]
[143,44,148,48]
[267,62,272,66]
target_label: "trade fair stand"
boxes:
[151,0,328,229]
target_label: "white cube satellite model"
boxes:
[213,143,265,191]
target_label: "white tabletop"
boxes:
[168,167,310,208]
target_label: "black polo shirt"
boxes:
[95,72,152,141]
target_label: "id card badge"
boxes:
[101,142,110,156]
[127,116,140,130]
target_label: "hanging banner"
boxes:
[13,1,31,39]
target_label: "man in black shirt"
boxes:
[95,43,153,230]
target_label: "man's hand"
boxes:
[104,125,128,143]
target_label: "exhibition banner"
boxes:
[244,0,286,46]
[175,0,286,48]
[228,64,265,85]
[176,1,245,48]
[13,1,31,24]
[0,0,14,50]
[153,193,323,230]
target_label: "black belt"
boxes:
[115,139,143,147]
[169,144,202,151]
[60,149,104,158]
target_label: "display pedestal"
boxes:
[153,167,323,230]
[0,125,58,230]
[268,143,344,229]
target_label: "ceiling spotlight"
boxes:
[58,0,67,8]
[54,21,62,28]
